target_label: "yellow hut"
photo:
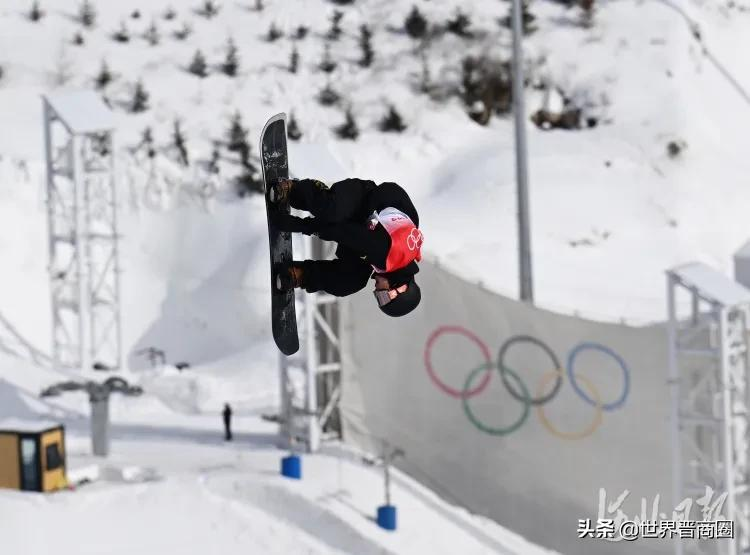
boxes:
[0,420,67,492]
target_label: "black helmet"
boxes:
[378,277,421,317]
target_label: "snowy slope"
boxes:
[1,0,750,552]
[0,0,748,339]
[0,356,555,555]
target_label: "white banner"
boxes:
[341,260,677,555]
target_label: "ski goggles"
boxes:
[373,284,409,307]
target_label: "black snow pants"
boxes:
[290,179,376,297]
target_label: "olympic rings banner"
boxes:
[424,327,631,441]
[340,260,673,555]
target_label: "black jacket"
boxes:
[311,179,420,285]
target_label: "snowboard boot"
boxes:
[268,178,295,205]
[275,263,304,292]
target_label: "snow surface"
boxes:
[45,89,115,134]
[670,261,750,306]
[0,356,554,555]
[1,0,750,552]
[0,417,59,433]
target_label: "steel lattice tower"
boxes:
[668,262,750,555]
[279,235,342,453]
[43,91,122,372]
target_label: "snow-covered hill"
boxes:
[2,0,750,552]
[1,0,749,338]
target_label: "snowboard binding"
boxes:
[275,264,304,292]
[268,177,294,205]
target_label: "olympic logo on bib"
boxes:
[407,228,423,251]
[423,326,630,440]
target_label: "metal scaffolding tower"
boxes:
[43,91,122,372]
[279,235,342,453]
[667,262,750,555]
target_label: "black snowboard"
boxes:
[260,113,299,356]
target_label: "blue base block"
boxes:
[377,504,397,531]
[281,454,302,479]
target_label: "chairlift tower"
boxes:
[279,235,343,453]
[667,262,750,555]
[43,91,123,372]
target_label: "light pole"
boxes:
[511,0,534,303]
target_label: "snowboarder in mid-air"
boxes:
[268,177,424,317]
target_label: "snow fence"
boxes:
[340,258,675,555]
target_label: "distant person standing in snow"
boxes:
[268,177,424,317]
[222,403,233,441]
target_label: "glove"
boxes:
[273,214,320,236]
[315,223,337,242]
[277,177,297,189]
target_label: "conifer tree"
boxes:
[145,21,160,46]
[222,37,239,76]
[379,105,407,133]
[131,79,149,113]
[174,23,192,41]
[318,83,340,106]
[288,112,302,141]
[227,111,249,152]
[188,49,208,78]
[141,127,156,159]
[29,1,45,22]
[208,146,220,174]
[113,21,130,43]
[79,0,96,28]
[266,22,282,42]
[289,45,299,73]
[358,25,374,68]
[199,0,220,19]
[319,42,337,74]
[172,119,189,166]
[405,6,427,39]
[335,108,359,140]
[95,59,113,90]
[327,10,343,41]
[447,9,472,38]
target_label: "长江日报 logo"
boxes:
[579,487,733,542]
